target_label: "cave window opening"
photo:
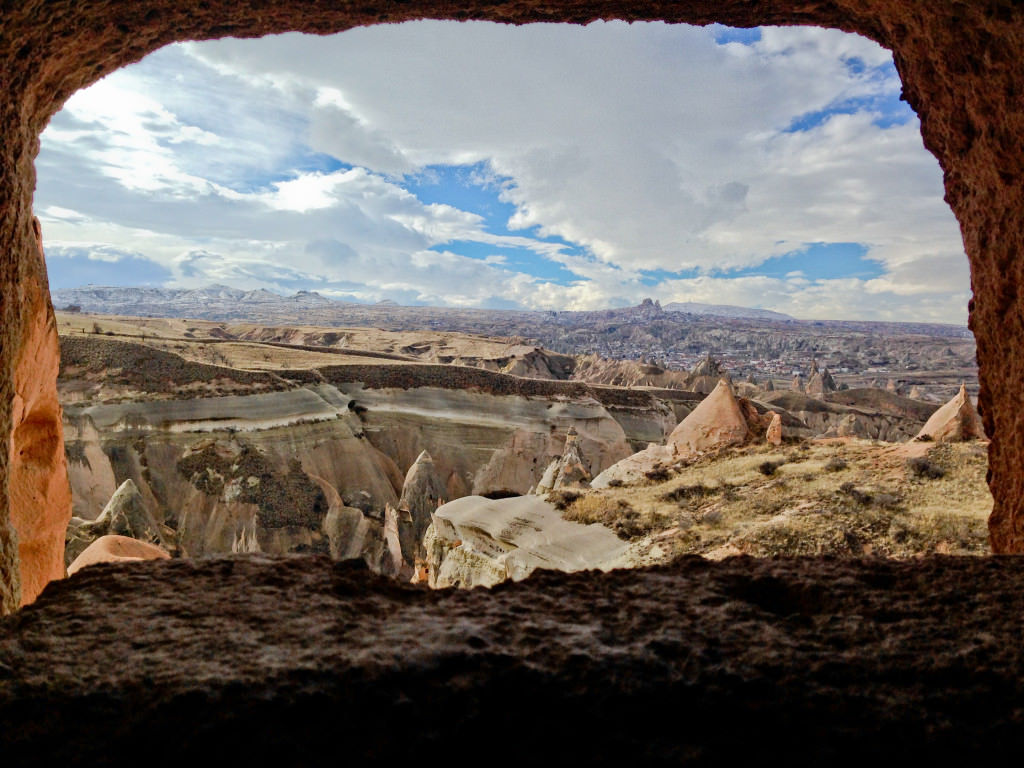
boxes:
[38,20,981,583]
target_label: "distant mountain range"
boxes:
[52,285,795,323]
[662,302,795,322]
[53,285,337,316]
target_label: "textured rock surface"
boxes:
[426,495,626,587]
[2,554,1024,764]
[7,218,71,608]
[916,383,985,442]
[0,0,1019,575]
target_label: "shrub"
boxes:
[824,457,848,472]
[607,478,624,488]
[907,456,946,479]
[758,460,784,476]
[547,489,581,510]
[660,483,715,503]
[644,465,671,483]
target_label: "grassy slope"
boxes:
[556,438,992,561]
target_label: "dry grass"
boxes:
[557,439,992,563]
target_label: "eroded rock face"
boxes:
[7,219,71,608]
[0,0,1022,610]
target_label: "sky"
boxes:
[35,21,971,323]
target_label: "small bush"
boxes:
[644,465,671,483]
[838,482,873,505]
[607,478,624,488]
[824,457,848,472]
[562,496,649,539]
[660,483,715,503]
[758,460,784,476]
[908,457,946,479]
[547,490,582,510]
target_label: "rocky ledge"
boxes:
[1,555,1023,765]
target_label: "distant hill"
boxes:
[663,302,795,321]
[52,284,337,317]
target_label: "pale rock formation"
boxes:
[590,444,675,489]
[592,381,754,487]
[66,534,169,576]
[792,374,804,392]
[766,412,783,446]
[806,367,838,397]
[909,385,924,400]
[823,413,871,439]
[667,379,751,455]
[535,428,592,494]
[425,495,627,588]
[915,384,985,442]
[62,414,118,521]
[688,355,729,395]
[398,450,446,573]
[65,479,165,567]
[763,378,776,393]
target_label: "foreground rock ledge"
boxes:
[2,556,1024,765]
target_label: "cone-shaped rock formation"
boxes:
[668,379,751,455]
[915,384,985,442]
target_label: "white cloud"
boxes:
[34,21,969,322]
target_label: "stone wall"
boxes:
[1,1,1023,610]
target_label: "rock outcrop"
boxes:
[397,450,446,572]
[766,412,783,446]
[66,534,169,575]
[915,384,985,442]
[424,494,627,588]
[806,367,838,397]
[5,555,1024,763]
[535,427,592,493]
[65,479,166,566]
[667,379,750,455]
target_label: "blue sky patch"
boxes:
[786,61,914,132]
[413,162,591,285]
[711,25,762,45]
[726,242,884,280]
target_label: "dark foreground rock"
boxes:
[1,555,1023,765]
